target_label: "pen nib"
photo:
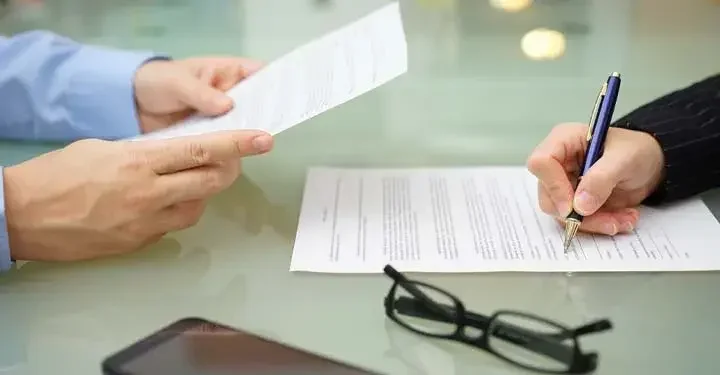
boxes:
[563,220,580,253]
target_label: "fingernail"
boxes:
[555,202,570,217]
[252,135,273,152]
[573,191,597,215]
[622,221,634,233]
[624,208,640,220]
[604,223,618,235]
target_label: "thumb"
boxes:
[174,76,234,116]
[573,154,625,215]
[143,130,273,174]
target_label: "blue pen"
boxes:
[563,72,622,253]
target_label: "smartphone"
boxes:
[102,317,382,375]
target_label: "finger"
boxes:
[218,66,245,91]
[617,207,641,232]
[207,64,245,92]
[173,74,234,116]
[527,156,573,216]
[158,161,242,204]
[187,57,263,76]
[573,152,629,216]
[527,124,588,216]
[199,65,219,85]
[217,57,264,78]
[553,208,637,236]
[139,233,167,248]
[154,200,208,233]
[200,64,234,89]
[204,61,261,92]
[537,183,558,215]
[554,207,639,235]
[527,154,573,217]
[190,57,263,88]
[143,130,272,174]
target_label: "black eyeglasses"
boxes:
[382,265,613,374]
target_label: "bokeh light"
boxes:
[489,0,533,12]
[520,28,566,60]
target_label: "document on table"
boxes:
[290,167,720,273]
[129,2,407,141]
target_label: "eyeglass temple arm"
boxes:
[394,297,575,364]
[384,266,456,321]
[569,319,613,338]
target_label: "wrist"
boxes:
[0,166,12,271]
[2,165,32,262]
[133,56,173,134]
[644,132,666,198]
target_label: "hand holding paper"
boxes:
[133,57,265,135]
[130,2,408,141]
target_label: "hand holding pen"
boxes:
[562,73,623,252]
[527,73,666,252]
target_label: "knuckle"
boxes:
[546,123,587,149]
[526,152,550,175]
[202,166,236,192]
[222,161,242,180]
[525,152,541,168]
[201,169,226,192]
[187,143,212,165]
[125,151,152,172]
[233,137,248,155]
[543,181,565,197]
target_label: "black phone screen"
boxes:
[103,318,379,375]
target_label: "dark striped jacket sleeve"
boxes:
[613,73,720,205]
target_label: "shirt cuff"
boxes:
[0,166,13,273]
[63,48,169,140]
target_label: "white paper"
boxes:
[129,2,407,141]
[290,166,720,273]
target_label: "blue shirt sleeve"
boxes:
[0,30,165,272]
[0,30,162,141]
[0,166,10,273]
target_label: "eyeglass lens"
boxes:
[391,282,458,336]
[488,312,575,372]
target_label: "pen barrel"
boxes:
[579,76,621,176]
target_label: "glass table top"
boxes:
[1,0,720,374]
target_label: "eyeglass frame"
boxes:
[382,264,613,374]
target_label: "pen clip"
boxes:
[585,82,607,141]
